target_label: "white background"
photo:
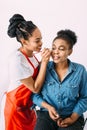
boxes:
[0,0,87,126]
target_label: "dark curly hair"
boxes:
[53,29,77,49]
[7,14,37,42]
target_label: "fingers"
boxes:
[41,48,51,62]
[41,48,51,57]
[57,118,62,126]
[49,107,60,121]
[57,118,71,127]
[59,120,68,127]
[50,113,58,121]
[52,112,59,119]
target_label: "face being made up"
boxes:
[51,39,72,64]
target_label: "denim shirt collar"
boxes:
[48,59,76,74]
[68,59,77,73]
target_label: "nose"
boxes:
[39,41,43,46]
[53,49,59,54]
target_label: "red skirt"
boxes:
[4,84,36,130]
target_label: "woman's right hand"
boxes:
[41,101,59,121]
[48,106,60,121]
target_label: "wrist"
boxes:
[41,59,49,64]
[70,113,79,122]
[41,102,51,110]
[40,61,48,68]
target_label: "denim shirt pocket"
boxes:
[42,81,55,97]
[67,83,79,98]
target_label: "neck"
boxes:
[55,60,69,70]
[55,60,69,82]
[19,47,33,57]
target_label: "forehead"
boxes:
[32,28,42,39]
[52,39,69,47]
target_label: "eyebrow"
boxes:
[35,37,42,40]
[52,45,65,47]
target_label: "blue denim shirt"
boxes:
[32,60,87,117]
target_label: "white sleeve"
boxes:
[9,53,34,81]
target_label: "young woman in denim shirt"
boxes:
[33,29,87,130]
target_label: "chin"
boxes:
[53,59,59,63]
[37,49,41,52]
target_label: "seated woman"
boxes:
[33,29,87,130]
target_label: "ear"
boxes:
[20,38,27,45]
[68,49,73,55]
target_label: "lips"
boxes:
[38,46,42,50]
[36,47,42,52]
[53,55,60,60]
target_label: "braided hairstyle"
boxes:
[7,14,37,42]
[53,29,77,49]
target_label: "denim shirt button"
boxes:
[59,84,61,87]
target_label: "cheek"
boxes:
[61,52,68,58]
[28,45,36,51]
[51,52,54,58]
[32,44,37,48]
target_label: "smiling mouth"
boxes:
[53,56,60,60]
[38,46,42,50]
[34,48,42,54]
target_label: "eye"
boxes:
[58,47,65,51]
[52,47,56,50]
[35,40,40,43]
[58,46,67,51]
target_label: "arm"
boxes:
[57,67,87,127]
[41,101,60,121]
[72,67,87,116]
[21,48,51,93]
[32,93,59,121]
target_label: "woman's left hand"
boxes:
[57,117,75,127]
[57,113,79,127]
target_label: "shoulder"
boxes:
[70,60,86,72]
[9,50,24,61]
[45,61,54,74]
[72,62,85,68]
[9,50,28,66]
[47,61,54,69]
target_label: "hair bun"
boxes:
[7,14,26,38]
[57,29,77,44]
[9,14,25,24]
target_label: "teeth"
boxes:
[54,56,58,58]
[53,56,60,60]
